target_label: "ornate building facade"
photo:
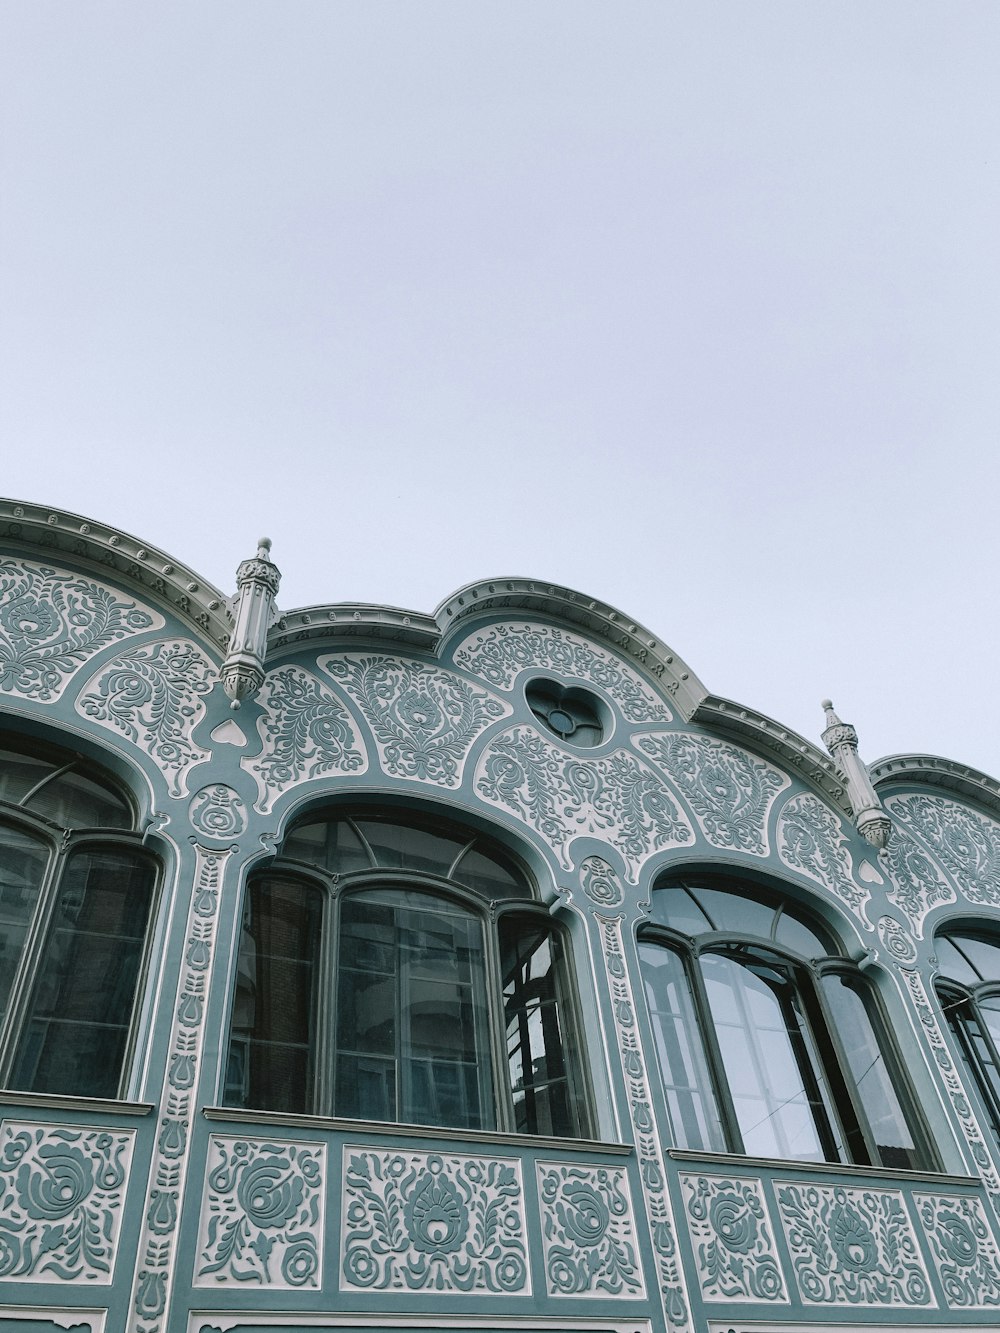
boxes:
[3,496,1000,1333]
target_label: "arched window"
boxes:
[223,808,592,1137]
[935,928,1000,1145]
[0,733,158,1098]
[639,876,934,1168]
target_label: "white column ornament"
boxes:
[821,699,891,848]
[220,538,280,708]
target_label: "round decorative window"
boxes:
[525,679,605,747]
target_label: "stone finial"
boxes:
[820,699,891,849]
[220,538,281,708]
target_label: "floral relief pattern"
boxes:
[879,824,955,938]
[580,855,625,907]
[876,914,918,965]
[776,792,869,918]
[537,1162,644,1297]
[452,621,672,723]
[915,1192,1000,1308]
[189,784,248,840]
[0,1122,134,1283]
[476,726,693,882]
[679,1173,787,1304]
[888,794,1000,906]
[774,1181,932,1307]
[195,1137,325,1288]
[596,913,691,1330]
[636,732,787,856]
[129,846,233,1333]
[0,557,162,702]
[243,664,367,812]
[341,1149,528,1294]
[77,639,214,797]
[319,653,511,787]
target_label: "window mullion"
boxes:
[0,830,60,1085]
[691,947,744,1153]
[317,886,339,1116]
[485,907,513,1133]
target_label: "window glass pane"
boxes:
[500,915,588,1138]
[936,936,982,985]
[0,824,49,1026]
[27,769,132,830]
[11,848,155,1097]
[692,886,776,939]
[978,994,1000,1050]
[452,846,530,900]
[354,820,465,877]
[701,952,843,1163]
[822,974,924,1169]
[639,941,725,1151]
[652,886,714,936]
[0,746,59,805]
[281,818,371,875]
[224,877,322,1113]
[337,890,493,1130]
[774,911,831,959]
[954,936,1000,983]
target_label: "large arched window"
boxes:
[639,876,934,1169]
[223,808,592,1137]
[0,732,158,1098]
[935,928,1000,1145]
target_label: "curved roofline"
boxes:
[871,752,1000,819]
[0,495,233,651]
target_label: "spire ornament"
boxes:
[220,538,280,708]
[821,700,891,849]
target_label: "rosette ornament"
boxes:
[221,538,281,708]
[821,700,891,848]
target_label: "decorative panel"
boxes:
[319,653,511,786]
[536,1161,645,1298]
[679,1172,787,1304]
[194,1136,326,1289]
[774,1181,933,1307]
[0,1122,135,1283]
[341,1148,529,1294]
[776,793,868,922]
[189,785,248,841]
[76,639,214,796]
[636,732,787,856]
[888,793,1000,907]
[476,726,693,883]
[913,1191,1000,1308]
[453,620,672,722]
[242,664,367,812]
[0,556,163,702]
[0,1312,105,1333]
[879,823,956,937]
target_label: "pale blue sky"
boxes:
[2,4,998,773]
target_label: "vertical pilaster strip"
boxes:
[596,912,692,1331]
[128,843,235,1332]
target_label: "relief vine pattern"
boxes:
[636,732,787,856]
[243,664,367,812]
[879,824,955,938]
[341,1149,528,1293]
[914,1192,1000,1308]
[537,1162,645,1297]
[776,792,868,921]
[0,558,161,702]
[0,1123,134,1283]
[128,846,233,1333]
[596,913,690,1330]
[476,726,693,881]
[679,1173,786,1304]
[195,1137,325,1288]
[77,639,214,796]
[888,793,1000,907]
[320,653,511,786]
[452,621,672,723]
[775,1182,932,1307]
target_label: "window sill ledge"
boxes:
[667,1148,978,1187]
[0,1088,154,1117]
[203,1106,632,1154]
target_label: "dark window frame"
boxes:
[935,928,1000,1147]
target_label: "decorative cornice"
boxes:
[693,694,851,815]
[871,753,1000,820]
[0,496,232,650]
[269,602,441,654]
